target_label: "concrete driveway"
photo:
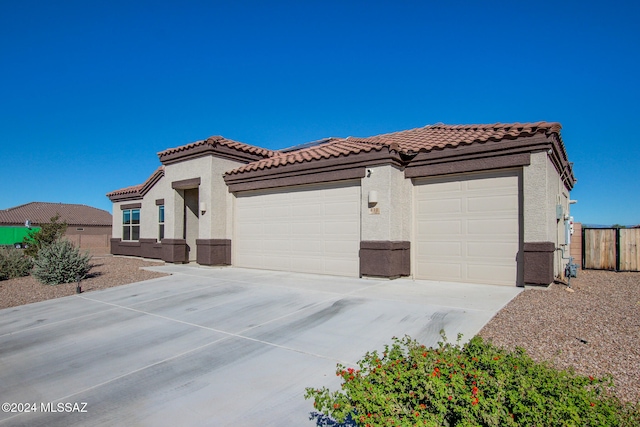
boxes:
[0,266,521,426]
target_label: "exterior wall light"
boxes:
[199,202,207,215]
[368,190,378,205]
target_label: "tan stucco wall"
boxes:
[162,156,244,241]
[141,175,166,240]
[360,164,411,241]
[523,150,572,278]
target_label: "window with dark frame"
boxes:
[123,208,140,241]
[158,205,165,241]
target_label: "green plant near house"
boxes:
[23,214,68,257]
[305,334,640,427]
[32,239,92,285]
[0,247,33,280]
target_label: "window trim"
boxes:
[122,208,140,241]
[158,205,165,242]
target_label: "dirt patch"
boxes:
[479,269,640,403]
[0,256,169,310]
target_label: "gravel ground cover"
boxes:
[1,257,638,403]
[480,269,640,403]
[0,255,169,310]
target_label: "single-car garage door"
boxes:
[234,181,361,277]
[414,170,520,286]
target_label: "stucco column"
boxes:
[522,151,555,285]
[359,164,411,278]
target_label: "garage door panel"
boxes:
[420,199,462,215]
[467,242,516,258]
[467,264,514,284]
[417,262,462,281]
[324,240,359,254]
[292,203,323,217]
[291,239,323,254]
[467,219,518,236]
[235,182,360,277]
[467,195,518,213]
[467,175,515,190]
[262,255,291,270]
[419,220,461,235]
[324,220,359,235]
[415,171,519,286]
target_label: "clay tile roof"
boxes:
[365,121,563,153]
[0,202,112,226]
[105,184,143,198]
[158,136,276,158]
[107,166,165,200]
[226,137,388,175]
[226,121,563,175]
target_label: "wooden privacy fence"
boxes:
[582,227,640,271]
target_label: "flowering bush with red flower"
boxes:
[305,333,640,426]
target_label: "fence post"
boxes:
[615,228,620,272]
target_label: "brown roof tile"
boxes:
[226,138,388,175]
[158,136,276,159]
[107,166,164,200]
[365,122,563,153]
[0,202,112,226]
[226,122,563,175]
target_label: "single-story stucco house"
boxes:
[107,121,576,287]
[0,202,112,251]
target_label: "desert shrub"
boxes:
[32,239,92,285]
[23,214,67,257]
[306,334,640,427]
[0,247,33,280]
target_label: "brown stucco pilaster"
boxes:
[161,238,188,263]
[360,241,410,279]
[523,242,555,285]
[196,239,231,266]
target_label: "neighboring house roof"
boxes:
[226,122,564,175]
[0,202,112,226]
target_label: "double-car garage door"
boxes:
[233,171,520,285]
[414,170,521,286]
[234,181,361,277]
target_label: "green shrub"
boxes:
[32,239,92,285]
[0,247,33,280]
[306,334,640,427]
[23,214,67,257]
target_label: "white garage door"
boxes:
[234,181,361,277]
[414,170,520,286]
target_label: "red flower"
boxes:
[333,403,340,409]
[414,411,420,417]
[448,395,453,401]
[472,386,478,396]
[420,404,426,409]
[590,402,596,407]
[471,397,479,405]
[589,376,594,381]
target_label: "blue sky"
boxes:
[1,0,638,225]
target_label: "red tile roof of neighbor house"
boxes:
[0,202,112,226]
[158,136,276,158]
[226,121,564,175]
